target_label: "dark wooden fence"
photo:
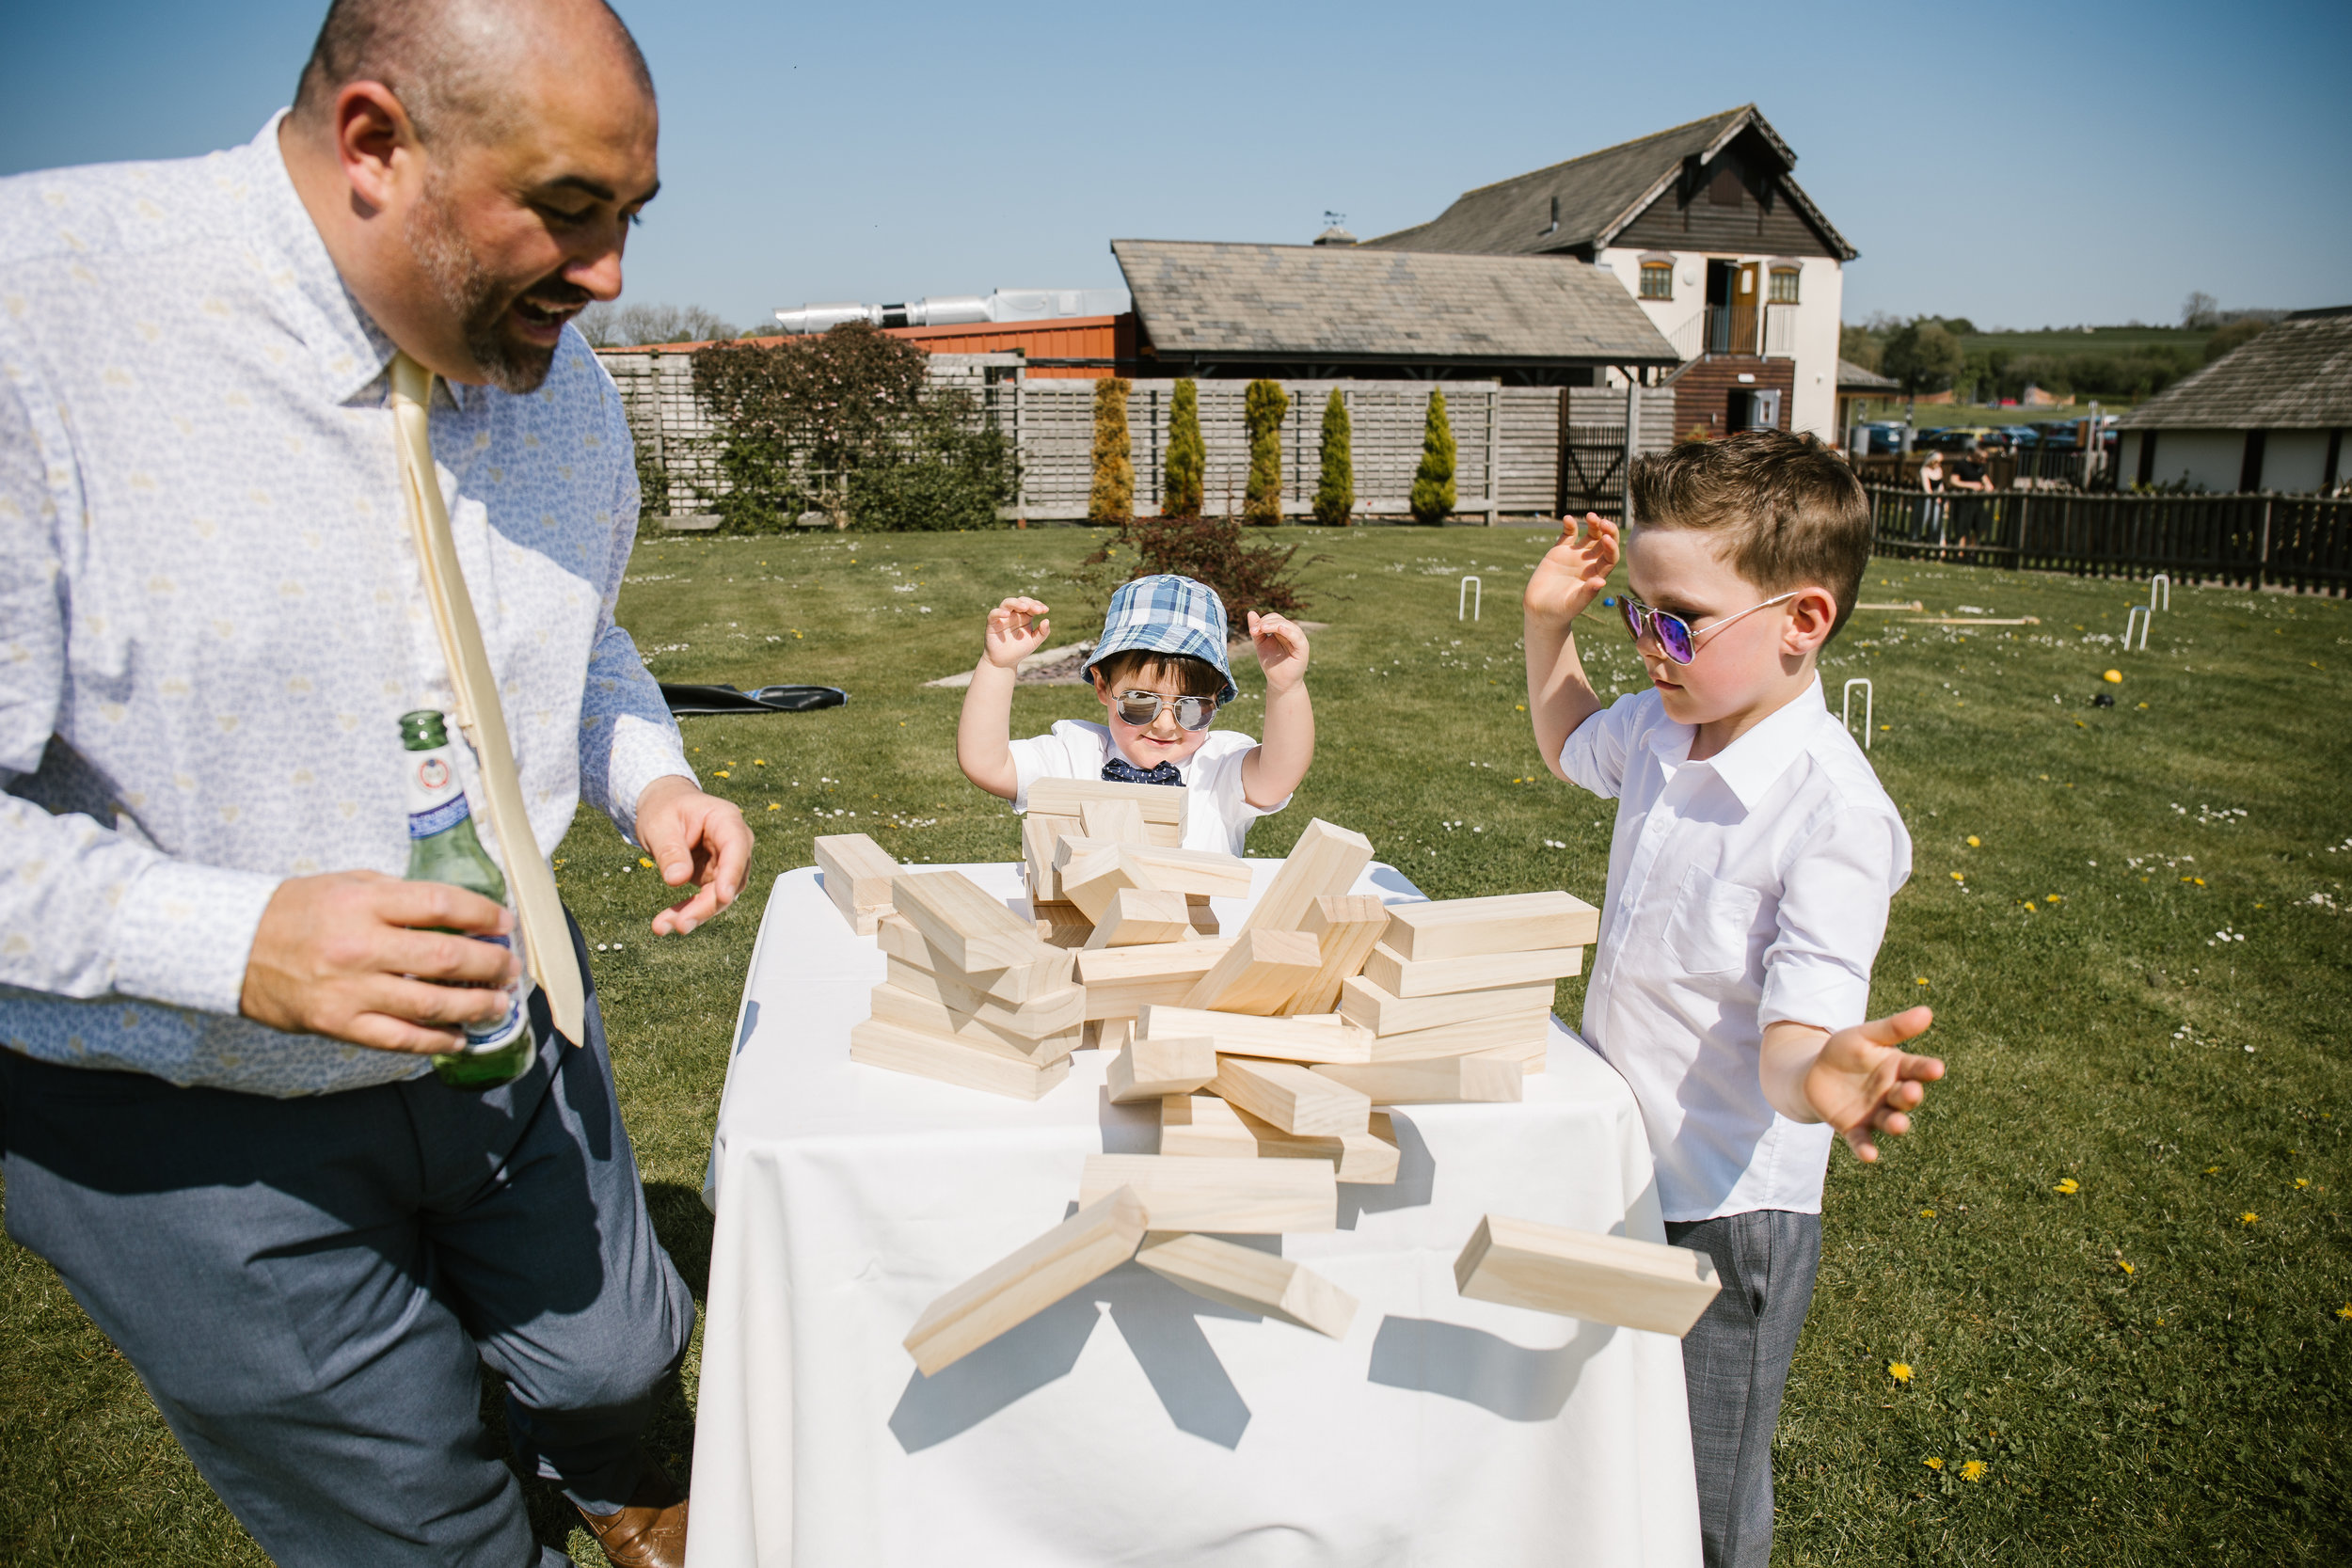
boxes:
[1867,485,2352,594]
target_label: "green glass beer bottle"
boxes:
[400,709,536,1090]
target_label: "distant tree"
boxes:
[1243,379,1290,525]
[1088,377,1135,525]
[1839,322,1884,372]
[2181,291,2221,330]
[1938,316,1978,338]
[1312,388,1355,526]
[1409,388,1456,523]
[579,301,740,347]
[2203,318,2267,364]
[1881,321,1967,395]
[1163,378,1205,515]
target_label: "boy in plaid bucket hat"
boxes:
[956,574,1315,854]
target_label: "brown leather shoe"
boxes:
[574,1451,689,1568]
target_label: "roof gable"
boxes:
[2117,310,2352,430]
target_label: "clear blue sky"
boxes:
[7,0,2344,334]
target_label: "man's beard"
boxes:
[405,178,590,395]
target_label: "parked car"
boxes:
[1919,426,2001,452]
[1853,421,1905,454]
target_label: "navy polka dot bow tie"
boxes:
[1102,758,1183,787]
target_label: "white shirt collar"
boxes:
[1645,675,1827,813]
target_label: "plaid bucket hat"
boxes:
[1082,574,1239,705]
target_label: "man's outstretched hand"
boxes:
[1779,1006,1945,1163]
[636,775,754,936]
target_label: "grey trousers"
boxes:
[0,923,693,1568]
[1662,1209,1823,1568]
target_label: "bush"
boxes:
[1244,379,1289,525]
[1089,377,1134,525]
[1095,514,1311,621]
[1410,388,1456,522]
[843,392,1016,531]
[1313,388,1354,526]
[1881,321,1966,395]
[1163,378,1204,516]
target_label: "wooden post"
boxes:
[1622,382,1642,523]
[2256,497,2273,591]
[1486,384,1501,526]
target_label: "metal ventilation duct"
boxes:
[771,288,1126,335]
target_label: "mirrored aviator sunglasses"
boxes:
[1619,594,1697,664]
[1115,690,1218,732]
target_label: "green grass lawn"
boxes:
[5,524,2347,1564]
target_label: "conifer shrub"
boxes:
[1088,376,1135,525]
[1409,387,1457,523]
[1163,378,1205,515]
[1313,388,1354,525]
[1243,378,1290,525]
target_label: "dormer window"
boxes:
[1640,261,1674,300]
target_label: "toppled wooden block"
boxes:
[1241,818,1375,934]
[903,1187,1147,1373]
[892,870,1046,973]
[1032,900,1092,948]
[1311,1053,1524,1104]
[1470,1035,1549,1074]
[1367,1007,1552,1063]
[1084,1017,1134,1055]
[1057,842,1162,924]
[868,983,1081,1064]
[877,913,1074,1006]
[1076,938,1236,1020]
[1338,974,1554,1037]
[815,833,898,934]
[1055,838,1253,903]
[1179,927,1321,1014]
[1158,1093,1260,1158]
[1077,1154,1336,1233]
[850,1019,1072,1101]
[1360,942,1583,999]
[1381,891,1600,962]
[1186,895,1220,937]
[1281,895,1391,1016]
[1139,1005,1370,1065]
[1209,1054,1374,1137]
[1453,1213,1721,1337]
[1106,1034,1217,1102]
[1022,815,1069,903]
[1030,777,1187,839]
[1080,798,1150,846]
[1136,1232,1358,1339]
[1084,887,1194,950]
[884,958,1085,1039]
[1158,1097,1398,1183]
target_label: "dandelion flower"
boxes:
[714,769,730,779]
[754,759,767,767]
[767,802,781,811]
[2046,894,2062,903]
[2295,1177,2310,1189]
[1949,871,1965,882]
[2118,1259,2136,1275]
[638,856,654,869]
[2055,1178,2080,1195]
[1887,1360,1914,1383]
[2204,1165,2220,1175]
[1966,835,1980,847]
[1962,1460,1987,1482]
[2337,1304,2352,1321]
[1923,1456,1945,1471]
[1915,977,1931,987]
[1920,1208,1937,1218]
[2241,1212,2259,1225]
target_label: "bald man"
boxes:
[0,3,740,1564]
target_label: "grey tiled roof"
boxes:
[1838,358,1900,391]
[1111,240,1678,365]
[1360,104,1856,263]
[2116,309,2352,430]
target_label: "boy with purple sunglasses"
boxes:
[1523,430,1947,1568]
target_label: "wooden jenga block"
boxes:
[1136,1232,1358,1339]
[1186,895,1220,937]
[903,1187,1147,1373]
[1338,974,1554,1037]
[884,958,1085,1039]
[1453,1213,1722,1337]
[1076,938,1236,1020]
[892,870,1046,973]
[1158,1094,1260,1158]
[1179,928,1321,1014]
[1209,1054,1373,1137]
[850,1018,1073,1101]
[1361,942,1584,998]
[1030,776,1187,840]
[1367,1007,1552,1063]
[1080,798,1150,846]
[1311,1053,1524,1104]
[1086,1017,1135,1054]
[815,833,898,934]
[1057,838,1253,904]
[1139,1005,1370,1065]
[1241,819,1375,934]
[1158,1097,1396,1182]
[877,914,1074,1006]
[1057,842,1162,925]
[1106,1033,1216,1102]
[1381,891,1600,962]
[1021,815,1069,903]
[1083,887,1194,950]
[1281,895,1391,1016]
[1471,1037,1549,1074]
[1032,900,1092,948]
[1077,1154,1336,1233]
[868,983,1081,1064]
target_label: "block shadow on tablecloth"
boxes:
[1365,1315,1618,1422]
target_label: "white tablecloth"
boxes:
[689,860,1700,1568]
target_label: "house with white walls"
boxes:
[2116,307,2349,494]
[1360,105,1857,442]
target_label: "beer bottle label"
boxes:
[464,932,532,1053]
[405,744,472,838]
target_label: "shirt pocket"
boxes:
[1664,864,1762,978]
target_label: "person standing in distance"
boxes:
[0,3,749,1564]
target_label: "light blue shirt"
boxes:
[0,117,693,1096]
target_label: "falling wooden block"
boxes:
[1453,1213,1722,1337]
[1078,1154,1337,1233]
[1368,1007,1553,1063]
[1242,818,1375,934]
[1281,895,1391,1016]
[868,984,1081,1064]
[1080,798,1150,846]
[815,833,898,934]
[892,870,1047,973]
[903,1187,1148,1374]
[1107,1034,1217,1101]
[1311,1053,1524,1104]
[1382,891,1601,962]
[1084,887,1194,950]
[1139,1005,1370,1065]
[1076,938,1236,1020]
[1030,776,1187,840]
[850,1019,1073,1101]
[1057,842,1163,925]
[1339,974,1554,1037]
[1032,900,1092,948]
[1159,1094,1260,1158]
[1179,927,1322,1014]
[1209,1054,1373,1137]
[1361,942,1584,998]
[1136,1233,1359,1339]
[877,914,1074,1006]
[1022,815,1069,903]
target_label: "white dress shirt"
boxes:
[0,118,692,1096]
[1009,721,1286,855]
[1560,677,1911,1221]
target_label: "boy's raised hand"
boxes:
[1246,610,1311,692]
[983,596,1052,669]
[1524,512,1620,629]
[1800,1006,1945,1163]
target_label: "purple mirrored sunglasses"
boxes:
[1620,592,1798,666]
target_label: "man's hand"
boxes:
[982,596,1052,670]
[240,871,519,1053]
[1524,513,1620,631]
[1246,610,1311,693]
[1782,1006,1945,1163]
[636,774,754,936]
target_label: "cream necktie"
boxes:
[389,353,587,1044]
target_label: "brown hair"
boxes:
[1089,649,1224,699]
[1628,429,1874,636]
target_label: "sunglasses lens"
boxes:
[1657,614,1694,664]
[1176,698,1216,731]
[1116,694,1161,726]
[1620,598,1642,640]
